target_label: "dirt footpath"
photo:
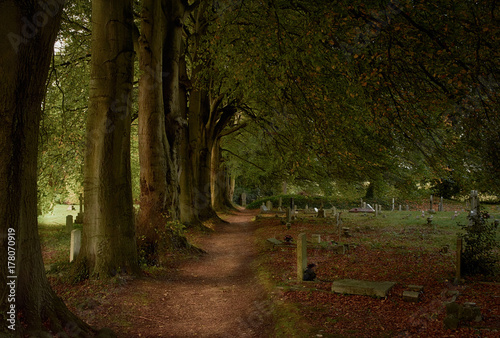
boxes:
[88,210,273,337]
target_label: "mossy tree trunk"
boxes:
[0,1,94,335]
[81,0,140,278]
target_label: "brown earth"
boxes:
[75,209,273,337]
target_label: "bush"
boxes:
[458,207,499,276]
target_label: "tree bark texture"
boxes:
[0,0,93,335]
[82,0,139,277]
[137,0,169,254]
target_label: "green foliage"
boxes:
[458,207,499,276]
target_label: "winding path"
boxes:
[89,210,272,337]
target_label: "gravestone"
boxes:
[260,203,268,212]
[375,204,378,217]
[241,193,246,207]
[266,200,272,211]
[392,198,395,211]
[428,195,436,214]
[70,229,81,262]
[406,205,409,211]
[399,204,402,211]
[305,204,309,212]
[290,197,294,210]
[278,197,282,209]
[75,193,84,224]
[331,279,396,298]
[297,233,307,282]
[360,198,363,208]
[66,215,73,233]
[470,190,479,212]
[286,207,292,222]
[455,237,462,284]
[438,196,444,212]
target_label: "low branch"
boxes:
[219,122,248,138]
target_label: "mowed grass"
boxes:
[38,204,81,265]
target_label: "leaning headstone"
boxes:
[70,229,81,262]
[66,215,73,233]
[241,193,246,207]
[297,233,307,281]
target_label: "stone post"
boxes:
[439,196,444,212]
[455,237,462,284]
[470,190,479,212]
[70,229,81,262]
[297,233,307,281]
[66,215,73,233]
[392,198,395,211]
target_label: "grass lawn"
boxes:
[255,207,500,337]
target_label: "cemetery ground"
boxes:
[39,203,500,337]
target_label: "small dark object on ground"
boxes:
[303,263,317,281]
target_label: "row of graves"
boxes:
[261,191,496,330]
[64,194,84,263]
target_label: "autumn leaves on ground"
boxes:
[44,207,500,337]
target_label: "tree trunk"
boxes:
[211,138,236,211]
[0,1,93,335]
[163,0,187,222]
[137,0,170,263]
[82,0,139,277]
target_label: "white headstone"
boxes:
[70,229,81,262]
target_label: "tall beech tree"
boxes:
[0,0,93,335]
[80,0,140,277]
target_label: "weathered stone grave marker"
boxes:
[266,200,272,211]
[70,229,81,262]
[439,196,444,212]
[66,215,73,233]
[297,233,307,281]
[241,193,246,207]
